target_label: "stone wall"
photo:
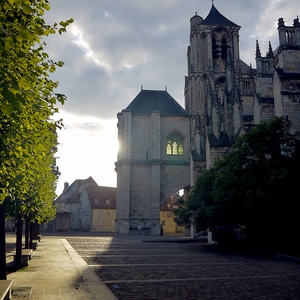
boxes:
[116,110,190,235]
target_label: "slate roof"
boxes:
[202,5,240,27]
[125,90,189,116]
[55,179,81,203]
[161,194,182,211]
[67,192,80,204]
[86,186,116,209]
[55,176,103,204]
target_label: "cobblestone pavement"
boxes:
[66,234,300,300]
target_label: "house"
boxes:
[160,194,184,234]
[78,185,116,232]
[54,176,116,232]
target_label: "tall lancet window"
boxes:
[212,37,218,59]
[221,38,228,59]
[211,29,230,61]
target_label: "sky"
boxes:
[43,0,299,195]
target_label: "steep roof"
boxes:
[55,176,99,203]
[202,5,240,27]
[66,192,80,204]
[85,186,116,209]
[125,90,189,116]
[161,194,181,211]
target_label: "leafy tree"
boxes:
[0,0,73,277]
[174,167,215,231]
[174,117,299,252]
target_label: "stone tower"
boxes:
[184,4,244,185]
[115,4,300,235]
[254,16,300,137]
[115,89,190,235]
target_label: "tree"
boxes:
[174,168,216,231]
[0,0,73,278]
[174,117,299,252]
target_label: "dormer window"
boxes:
[105,198,110,205]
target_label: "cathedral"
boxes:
[115,4,300,235]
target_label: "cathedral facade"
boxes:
[115,4,300,235]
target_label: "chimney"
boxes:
[63,182,69,192]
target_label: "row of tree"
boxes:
[0,0,73,279]
[174,117,299,255]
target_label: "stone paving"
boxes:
[66,234,300,300]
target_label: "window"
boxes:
[212,37,218,59]
[173,142,178,155]
[221,38,227,59]
[166,143,172,154]
[242,79,254,95]
[211,29,230,61]
[178,144,184,155]
[212,37,227,59]
[166,132,184,156]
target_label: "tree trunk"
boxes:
[32,222,40,240]
[0,204,7,279]
[15,215,23,269]
[25,218,29,249]
[29,221,33,249]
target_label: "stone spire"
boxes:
[256,40,261,58]
[267,41,274,57]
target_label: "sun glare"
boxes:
[56,111,118,194]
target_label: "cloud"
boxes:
[43,0,299,193]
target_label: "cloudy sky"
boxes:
[43,0,298,195]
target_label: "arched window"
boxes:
[166,132,184,156]
[211,29,230,61]
[166,143,172,155]
[178,144,184,155]
[221,38,228,59]
[172,142,178,155]
[212,37,218,59]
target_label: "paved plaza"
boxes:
[66,234,300,300]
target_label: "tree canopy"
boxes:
[0,0,73,214]
[174,116,299,252]
[0,0,73,278]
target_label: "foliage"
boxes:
[0,0,73,219]
[174,117,299,250]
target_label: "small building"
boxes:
[54,177,116,232]
[160,194,184,234]
[79,185,116,232]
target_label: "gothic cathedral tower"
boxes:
[115,4,300,236]
[185,4,243,185]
